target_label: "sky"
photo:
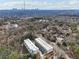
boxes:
[0,0,79,10]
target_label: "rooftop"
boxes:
[24,39,39,51]
[35,38,53,53]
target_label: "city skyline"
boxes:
[0,0,79,10]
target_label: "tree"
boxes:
[9,51,20,59]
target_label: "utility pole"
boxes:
[24,0,25,10]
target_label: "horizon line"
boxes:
[0,9,79,10]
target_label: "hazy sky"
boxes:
[0,0,79,10]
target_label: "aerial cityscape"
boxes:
[0,0,79,59]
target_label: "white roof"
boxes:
[35,38,53,53]
[24,39,39,52]
[57,37,63,41]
